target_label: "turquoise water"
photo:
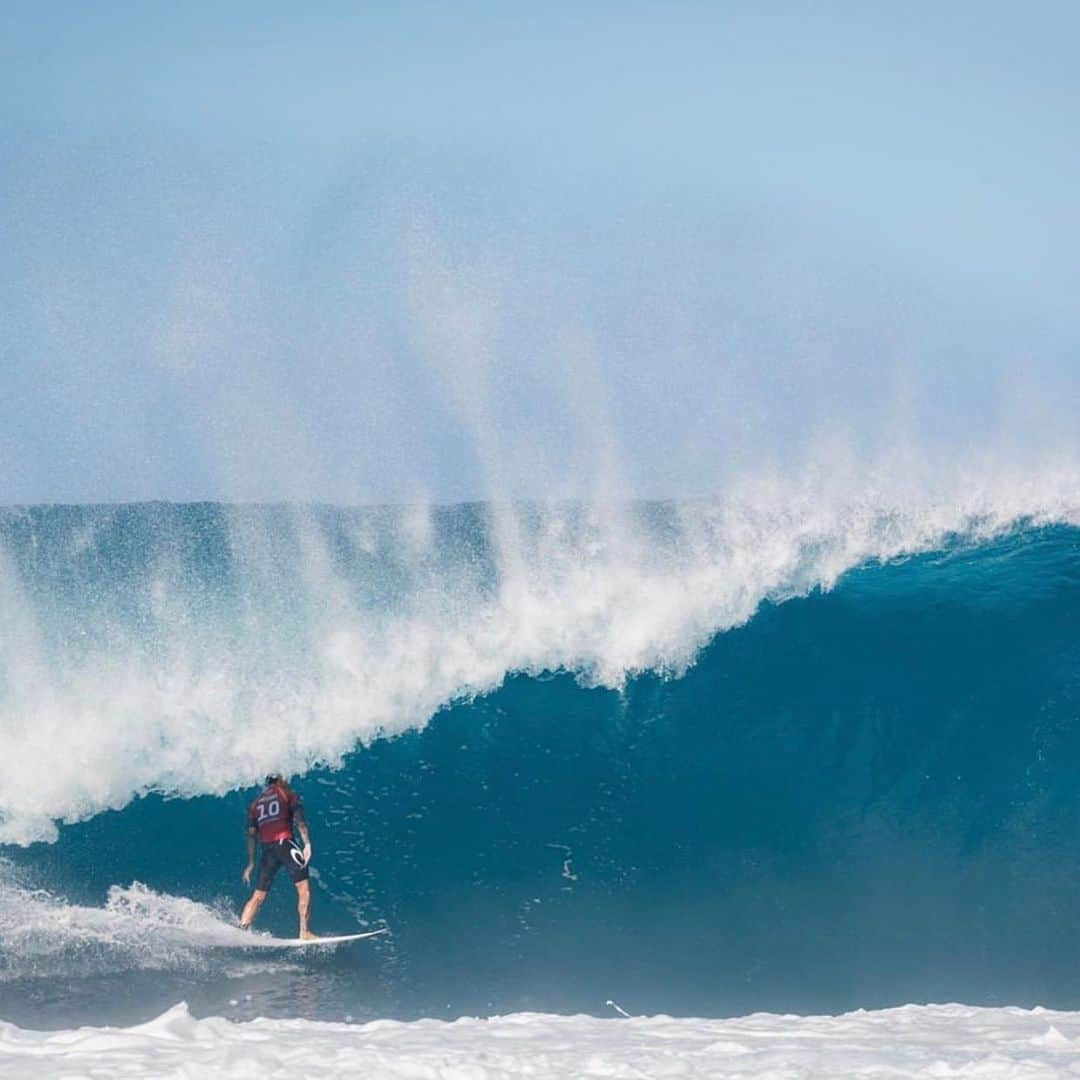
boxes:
[0,505,1078,1027]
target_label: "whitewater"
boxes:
[2,469,1080,1076]
[5,1000,1080,1078]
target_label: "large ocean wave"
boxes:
[1,475,1080,1024]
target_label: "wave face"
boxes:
[1,499,1080,1025]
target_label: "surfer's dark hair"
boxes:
[265,773,283,786]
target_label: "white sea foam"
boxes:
[2,998,1080,1078]
[1,461,1078,844]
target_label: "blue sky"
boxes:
[2,1,1077,503]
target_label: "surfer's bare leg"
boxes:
[295,879,314,938]
[239,889,267,929]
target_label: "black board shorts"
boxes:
[256,840,309,892]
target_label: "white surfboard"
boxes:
[260,927,389,947]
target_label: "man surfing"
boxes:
[239,774,317,940]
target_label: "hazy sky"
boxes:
[2,1,1077,503]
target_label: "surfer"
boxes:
[239,774,316,940]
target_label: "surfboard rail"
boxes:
[257,927,389,947]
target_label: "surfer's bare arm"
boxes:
[295,804,312,864]
[243,824,257,885]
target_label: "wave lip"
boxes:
[2,999,1080,1078]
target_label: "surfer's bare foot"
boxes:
[300,930,318,941]
[238,922,251,931]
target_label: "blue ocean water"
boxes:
[0,503,1078,1029]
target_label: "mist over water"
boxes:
[5,133,1078,508]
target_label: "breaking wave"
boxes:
[2,464,1077,846]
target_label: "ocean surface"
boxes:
[0,497,1078,1052]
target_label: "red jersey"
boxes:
[248,782,300,843]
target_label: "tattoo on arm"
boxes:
[294,805,311,845]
